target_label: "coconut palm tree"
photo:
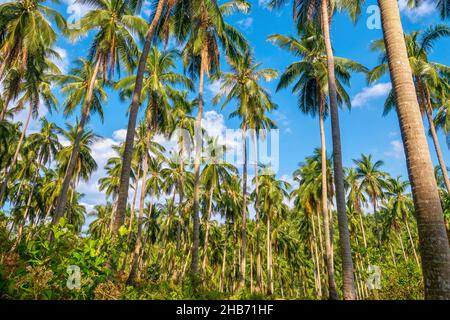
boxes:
[53,0,147,225]
[353,154,387,248]
[0,0,66,120]
[200,137,237,274]
[258,171,290,295]
[268,0,359,299]
[375,0,450,300]
[0,49,60,204]
[173,0,249,282]
[270,24,367,299]
[113,0,178,234]
[369,25,450,192]
[213,50,277,289]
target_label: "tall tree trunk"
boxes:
[113,0,166,235]
[52,58,101,226]
[128,164,141,238]
[320,0,356,299]
[220,220,228,293]
[252,130,262,294]
[319,110,338,300]
[358,211,368,248]
[0,103,33,203]
[311,210,322,298]
[201,185,214,273]
[191,49,206,285]
[127,141,150,286]
[422,83,450,193]
[404,217,420,267]
[379,0,450,299]
[266,215,272,295]
[11,154,43,251]
[239,122,248,290]
[373,197,381,248]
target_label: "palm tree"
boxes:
[200,137,237,274]
[384,177,420,266]
[353,154,387,248]
[369,25,450,192]
[257,171,290,295]
[0,49,59,203]
[345,168,368,248]
[268,0,358,299]
[214,51,277,289]
[173,0,249,283]
[375,0,450,299]
[0,0,66,120]
[113,0,177,235]
[270,24,367,299]
[53,0,146,225]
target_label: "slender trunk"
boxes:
[0,103,33,202]
[319,111,338,300]
[358,211,368,248]
[52,58,101,226]
[253,130,262,294]
[320,0,356,299]
[127,146,150,286]
[239,123,248,290]
[398,232,408,262]
[311,210,322,298]
[191,49,206,285]
[113,0,166,234]
[422,83,450,193]
[201,185,214,273]
[373,197,381,248]
[404,218,420,267]
[128,164,141,238]
[266,215,272,295]
[389,243,397,267]
[11,155,43,251]
[379,0,450,299]
[220,220,228,292]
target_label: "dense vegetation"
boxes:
[0,0,449,300]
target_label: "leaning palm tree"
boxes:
[374,0,450,299]
[213,50,277,290]
[268,0,358,299]
[52,0,147,226]
[270,23,367,299]
[173,0,249,283]
[369,25,450,193]
[113,0,181,235]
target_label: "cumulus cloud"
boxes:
[351,82,392,108]
[207,80,224,97]
[384,140,405,159]
[237,17,254,31]
[398,0,437,22]
[52,46,69,74]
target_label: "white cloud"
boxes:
[13,104,48,134]
[52,46,69,74]
[384,140,405,159]
[398,0,437,22]
[351,82,392,108]
[258,0,271,7]
[237,17,254,31]
[207,80,224,97]
[112,128,127,141]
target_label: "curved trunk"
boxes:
[127,133,151,285]
[128,164,141,238]
[379,0,450,299]
[253,129,262,293]
[113,0,166,235]
[266,215,272,295]
[220,219,228,293]
[239,122,248,290]
[0,102,33,203]
[320,0,356,299]
[191,49,206,284]
[52,58,101,227]
[319,110,338,300]
[373,197,381,248]
[404,217,420,267]
[201,185,214,273]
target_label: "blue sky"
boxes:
[12,0,450,211]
